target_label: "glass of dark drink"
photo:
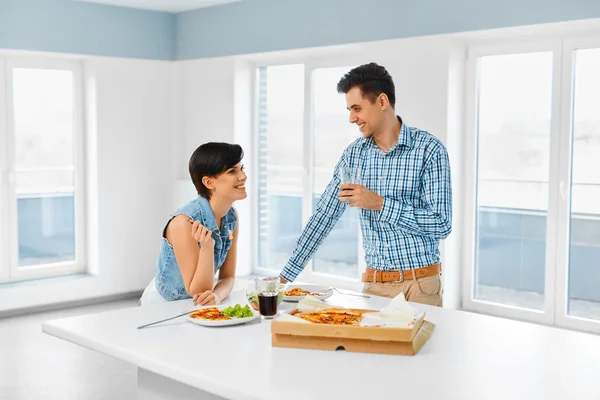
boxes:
[256,277,281,319]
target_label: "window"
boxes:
[566,47,600,322]
[474,52,553,310]
[0,58,85,282]
[256,63,362,282]
[256,65,305,272]
[312,67,361,279]
[465,38,600,334]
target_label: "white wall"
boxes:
[443,42,467,309]
[175,57,254,276]
[0,56,175,313]
[359,37,456,139]
[178,57,236,179]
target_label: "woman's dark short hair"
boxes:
[189,142,244,199]
[336,62,396,108]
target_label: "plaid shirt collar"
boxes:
[361,115,413,152]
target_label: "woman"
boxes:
[140,142,247,306]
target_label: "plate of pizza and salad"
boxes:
[185,304,259,327]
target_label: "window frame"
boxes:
[0,60,9,282]
[463,37,600,334]
[554,36,600,335]
[2,56,86,283]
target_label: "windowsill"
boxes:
[0,273,143,318]
[0,272,93,288]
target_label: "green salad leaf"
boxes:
[221,304,253,318]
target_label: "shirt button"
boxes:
[379,176,384,180]
[385,243,390,247]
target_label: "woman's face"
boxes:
[210,162,247,201]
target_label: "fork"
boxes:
[333,288,371,298]
[136,309,196,329]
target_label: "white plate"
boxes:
[282,284,333,302]
[184,304,259,327]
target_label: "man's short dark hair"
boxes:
[336,62,396,108]
[189,142,244,199]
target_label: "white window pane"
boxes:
[11,67,77,267]
[313,67,358,171]
[265,65,304,167]
[12,68,75,168]
[312,67,359,278]
[15,169,74,195]
[257,66,304,270]
[568,48,600,321]
[474,53,553,309]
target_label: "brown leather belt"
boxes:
[361,263,441,283]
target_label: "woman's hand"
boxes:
[191,220,215,249]
[193,290,221,306]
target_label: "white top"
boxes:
[139,277,167,306]
[42,290,600,400]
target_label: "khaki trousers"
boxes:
[362,273,443,307]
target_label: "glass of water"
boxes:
[341,166,362,185]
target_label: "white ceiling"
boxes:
[73,0,243,13]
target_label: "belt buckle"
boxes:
[398,270,404,283]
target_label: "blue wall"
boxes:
[176,0,600,59]
[0,0,175,60]
[2,0,600,60]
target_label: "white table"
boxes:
[43,290,600,400]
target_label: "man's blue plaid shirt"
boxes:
[281,117,452,282]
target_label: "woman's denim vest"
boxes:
[154,196,237,301]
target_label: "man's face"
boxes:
[345,86,383,138]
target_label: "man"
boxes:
[279,62,452,307]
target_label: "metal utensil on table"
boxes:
[137,309,196,329]
[333,287,370,298]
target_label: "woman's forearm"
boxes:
[188,246,215,295]
[212,277,234,301]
